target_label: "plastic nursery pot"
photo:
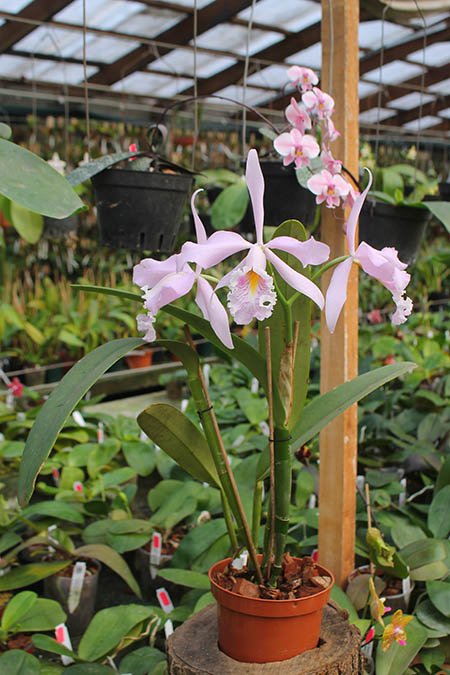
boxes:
[438,182,450,200]
[125,348,153,369]
[347,566,414,613]
[259,161,317,229]
[92,168,193,251]
[44,559,100,636]
[209,557,334,663]
[44,214,78,238]
[359,199,431,265]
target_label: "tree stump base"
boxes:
[167,602,364,674]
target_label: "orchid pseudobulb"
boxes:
[181,149,329,325]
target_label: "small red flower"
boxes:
[367,309,383,324]
[383,355,396,365]
[7,377,24,398]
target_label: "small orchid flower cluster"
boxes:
[367,577,413,652]
[133,150,412,345]
[273,66,356,209]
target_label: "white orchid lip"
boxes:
[227,265,276,325]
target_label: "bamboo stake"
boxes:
[365,483,375,576]
[264,326,276,581]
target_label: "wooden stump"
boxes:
[167,602,363,674]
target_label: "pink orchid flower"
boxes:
[307,169,350,208]
[287,65,318,91]
[285,97,312,133]
[133,192,233,349]
[320,148,342,175]
[181,150,329,325]
[302,87,334,119]
[325,172,413,333]
[322,116,340,142]
[274,128,320,169]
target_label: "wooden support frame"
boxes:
[318,0,360,587]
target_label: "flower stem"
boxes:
[252,480,263,547]
[311,255,349,281]
[270,426,292,584]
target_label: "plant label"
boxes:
[97,422,105,443]
[356,475,365,494]
[251,377,259,394]
[73,481,84,494]
[398,478,407,506]
[55,623,74,665]
[156,588,174,614]
[72,411,87,427]
[150,532,162,579]
[164,619,174,638]
[402,576,411,597]
[68,561,87,613]
[52,467,60,486]
[181,399,189,413]
[308,493,317,509]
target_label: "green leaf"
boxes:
[122,441,155,477]
[330,586,359,624]
[22,501,84,524]
[193,592,215,614]
[0,123,12,140]
[92,467,136,492]
[375,616,428,675]
[171,519,228,571]
[67,151,141,186]
[65,666,114,675]
[435,454,450,493]
[78,604,156,662]
[235,389,267,425]
[0,650,41,675]
[157,568,210,589]
[18,337,145,506]
[426,580,450,618]
[119,646,166,675]
[401,539,448,580]
[32,633,78,659]
[423,201,450,234]
[87,439,121,478]
[138,404,219,487]
[1,591,37,632]
[210,180,249,229]
[9,202,43,243]
[15,598,67,632]
[0,561,71,591]
[74,544,141,598]
[291,363,416,447]
[0,139,83,217]
[416,599,450,633]
[391,521,426,549]
[428,485,450,538]
[106,519,152,553]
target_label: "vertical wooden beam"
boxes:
[318,0,359,587]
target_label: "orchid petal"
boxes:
[267,236,330,266]
[143,269,196,313]
[346,169,372,255]
[181,231,250,268]
[133,255,178,288]
[245,149,265,245]
[324,257,353,333]
[191,189,207,244]
[273,132,294,156]
[137,313,156,342]
[356,242,410,296]
[265,248,324,309]
[195,276,233,349]
[216,245,267,289]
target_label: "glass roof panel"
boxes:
[28,60,97,84]
[238,0,321,33]
[0,0,31,11]
[156,0,213,6]
[214,84,272,106]
[0,54,33,78]
[246,65,292,90]
[116,9,184,37]
[364,60,425,84]
[439,107,450,119]
[359,108,396,123]
[151,49,236,78]
[195,24,282,56]
[285,43,322,69]
[54,0,143,30]
[387,92,435,110]
[358,81,379,97]
[402,115,442,131]
[111,71,192,97]
[358,21,413,49]
[429,77,450,94]
[407,42,450,68]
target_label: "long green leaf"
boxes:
[138,404,220,487]
[0,650,41,674]
[32,634,78,660]
[74,544,141,598]
[72,284,142,303]
[0,139,83,217]
[291,363,416,447]
[423,201,450,234]
[67,150,140,186]
[15,598,67,632]
[0,561,71,591]
[157,568,210,589]
[18,338,144,505]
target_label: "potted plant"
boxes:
[67,139,194,251]
[0,590,66,653]
[360,163,450,264]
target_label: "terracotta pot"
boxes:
[125,349,153,369]
[209,557,334,663]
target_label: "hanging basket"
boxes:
[260,161,317,229]
[359,199,430,265]
[92,168,193,251]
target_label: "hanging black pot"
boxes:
[438,182,450,201]
[259,161,317,228]
[92,168,193,251]
[44,214,78,238]
[359,199,430,265]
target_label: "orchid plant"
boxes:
[18,148,415,604]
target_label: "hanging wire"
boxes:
[192,0,198,171]
[374,3,390,165]
[412,0,427,178]
[242,0,257,156]
[82,0,91,157]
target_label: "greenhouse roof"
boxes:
[0,0,449,139]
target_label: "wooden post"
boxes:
[318,0,360,587]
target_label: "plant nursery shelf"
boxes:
[167,603,363,675]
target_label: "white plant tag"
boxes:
[47,524,58,545]
[150,532,162,580]
[308,494,317,509]
[72,411,87,427]
[356,475,365,494]
[16,411,25,422]
[251,378,259,394]
[180,399,189,413]
[68,561,87,613]
[5,391,14,410]
[97,422,105,443]
[398,478,407,506]
[402,576,412,598]
[55,624,75,665]
[0,566,11,576]
[156,588,174,614]
[73,481,84,494]
[164,619,174,639]
[259,421,270,436]
[202,363,211,388]
[52,467,60,486]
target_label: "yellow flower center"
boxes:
[247,270,261,294]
